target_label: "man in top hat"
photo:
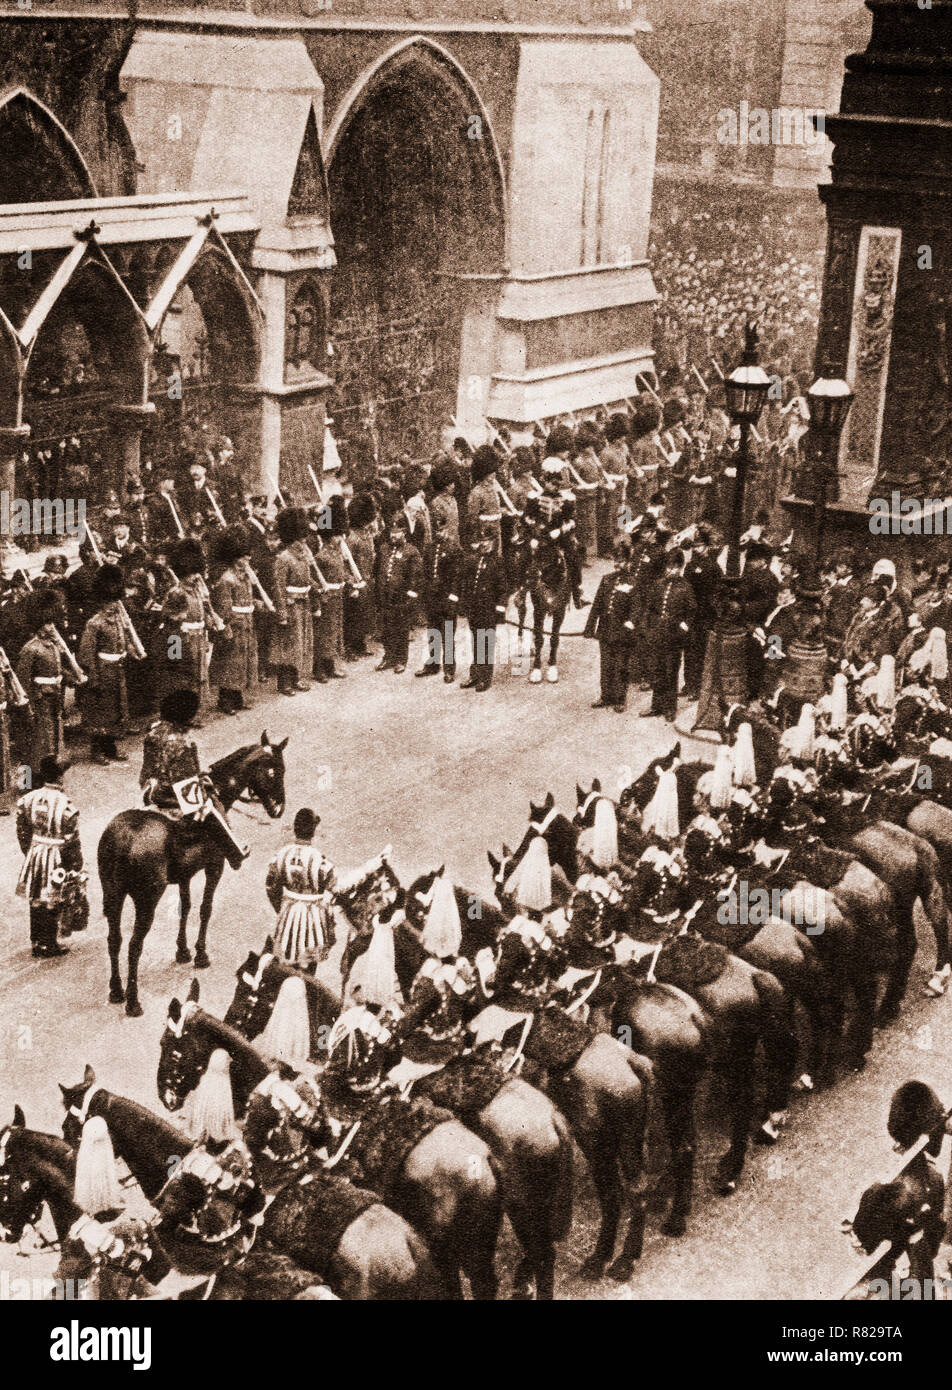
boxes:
[459,520,508,691]
[183,459,223,532]
[16,755,83,957]
[416,505,463,682]
[77,562,136,764]
[738,540,779,628]
[270,508,315,696]
[683,524,722,699]
[103,514,148,582]
[16,593,72,777]
[146,474,186,547]
[649,545,697,721]
[584,536,637,712]
[209,525,258,714]
[466,444,503,552]
[265,807,337,968]
[139,687,248,870]
[374,511,423,675]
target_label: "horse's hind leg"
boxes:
[194,862,223,970]
[877,896,918,1025]
[715,1025,759,1194]
[103,885,126,1004]
[175,883,192,965]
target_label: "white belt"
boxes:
[31,834,65,848]
[34,675,62,686]
[286,586,310,596]
[479,512,502,522]
[181,622,204,632]
[322,583,344,592]
[232,605,254,615]
[98,652,126,663]
[282,888,320,903]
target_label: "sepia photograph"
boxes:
[0,0,946,1354]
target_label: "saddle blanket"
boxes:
[262,1170,379,1276]
[412,1051,509,1119]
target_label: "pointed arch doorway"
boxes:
[326,40,506,467]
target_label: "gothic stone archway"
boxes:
[327,42,505,466]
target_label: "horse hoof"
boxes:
[194,952,211,970]
[793,1073,814,1093]
[876,1003,900,1027]
[109,986,125,1004]
[509,1283,533,1301]
[175,948,192,965]
[608,1257,635,1282]
[850,1056,868,1074]
[661,1214,687,1238]
[717,1179,737,1196]
[578,1256,607,1281]
[755,1123,780,1146]
[125,1000,143,1019]
[924,969,950,997]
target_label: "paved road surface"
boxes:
[1,605,950,1299]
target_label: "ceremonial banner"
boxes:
[839,225,902,509]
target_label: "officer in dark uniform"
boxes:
[649,546,697,721]
[584,536,637,711]
[374,512,423,674]
[459,522,509,691]
[415,507,463,682]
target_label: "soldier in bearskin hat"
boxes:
[159,538,214,718]
[77,562,136,764]
[465,444,502,552]
[16,593,72,776]
[209,525,258,714]
[270,507,315,696]
[343,492,378,660]
[429,459,460,547]
[312,496,348,683]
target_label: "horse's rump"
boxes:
[634,932,730,994]
[521,1005,594,1074]
[263,1171,380,1274]
[345,1095,457,1201]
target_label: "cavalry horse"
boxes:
[0,1109,172,1299]
[98,732,287,1016]
[330,861,575,1295]
[502,790,800,1195]
[358,849,655,1284]
[157,981,502,1301]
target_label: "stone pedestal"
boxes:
[109,403,156,492]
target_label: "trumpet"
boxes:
[50,624,87,685]
[0,645,29,706]
[117,601,148,661]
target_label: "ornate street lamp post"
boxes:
[804,370,854,565]
[691,323,770,736]
[722,322,771,576]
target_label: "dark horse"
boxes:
[98,732,287,1015]
[0,1108,172,1299]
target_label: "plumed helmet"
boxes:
[173,538,206,577]
[546,425,575,457]
[159,687,201,726]
[93,562,124,604]
[471,444,498,483]
[276,507,307,546]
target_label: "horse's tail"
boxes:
[550,1108,575,1244]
